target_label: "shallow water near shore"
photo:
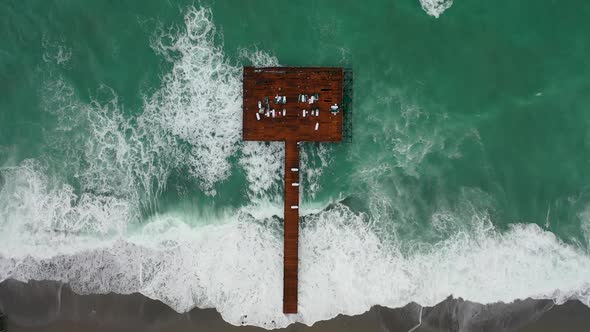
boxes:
[1,0,590,329]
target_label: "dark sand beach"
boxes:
[1,279,588,332]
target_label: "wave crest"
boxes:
[1,194,589,327]
[419,0,453,18]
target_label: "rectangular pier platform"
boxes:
[242,66,344,313]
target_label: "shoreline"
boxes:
[1,279,589,331]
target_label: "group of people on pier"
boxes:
[255,92,339,121]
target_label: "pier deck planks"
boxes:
[242,67,343,313]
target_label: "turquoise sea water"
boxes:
[1,0,590,328]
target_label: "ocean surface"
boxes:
[1,0,590,329]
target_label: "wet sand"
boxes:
[0,279,588,332]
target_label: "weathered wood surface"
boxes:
[242,66,344,314]
[243,67,343,142]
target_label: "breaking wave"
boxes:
[419,0,453,18]
[1,163,589,328]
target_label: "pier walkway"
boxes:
[242,67,344,313]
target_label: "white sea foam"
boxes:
[145,7,243,195]
[145,7,310,198]
[40,6,290,199]
[1,180,590,328]
[41,81,177,208]
[2,160,590,328]
[359,93,445,179]
[0,160,130,258]
[37,5,315,207]
[42,34,72,65]
[239,141,333,201]
[419,0,453,18]
[300,143,334,200]
[238,47,279,67]
[240,142,285,200]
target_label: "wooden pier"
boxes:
[283,140,300,313]
[242,67,344,313]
